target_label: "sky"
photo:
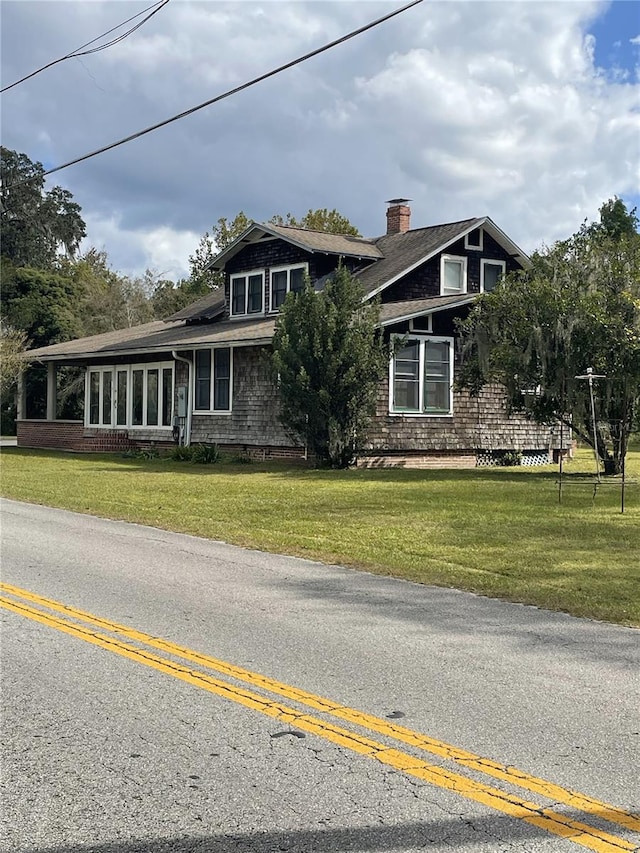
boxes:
[1,0,639,282]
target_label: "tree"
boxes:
[272,266,389,468]
[0,258,84,348]
[55,250,156,335]
[596,197,638,240]
[0,322,29,397]
[0,147,86,268]
[458,199,640,474]
[188,211,251,294]
[270,208,360,236]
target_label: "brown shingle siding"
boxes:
[190,346,294,447]
[367,379,557,454]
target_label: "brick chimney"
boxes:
[386,198,411,234]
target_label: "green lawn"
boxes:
[1,447,638,626]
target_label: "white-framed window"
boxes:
[480,259,506,293]
[230,270,264,317]
[194,347,232,413]
[440,255,467,295]
[86,363,174,429]
[465,227,483,251]
[389,335,453,416]
[409,315,433,333]
[270,263,308,311]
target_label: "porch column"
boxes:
[16,370,26,420]
[46,362,57,421]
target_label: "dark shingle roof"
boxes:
[209,221,382,271]
[356,219,482,297]
[378,295,477,325]
[165,289,225,322]
[26,316,277,361]
[26,296,478,363]
[264,223,382,259]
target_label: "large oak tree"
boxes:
[458,199,640,474]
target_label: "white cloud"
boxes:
[1,0,638,276]
[82,213,199,280]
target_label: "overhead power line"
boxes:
[1,0,171,93]
[9,0,422,186]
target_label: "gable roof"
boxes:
[207,216,530,301]
[208,221,382,270]
[357,216,530,298]
[24,213,529,362]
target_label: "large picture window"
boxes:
[270,264,307,311]
[230,271,264,316]
[440,255,467,295]
[194,347,232,412]
[86,363,173,429]
[390,336,453,415]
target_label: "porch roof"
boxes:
[25,316,278,362]
[25,295,477,363]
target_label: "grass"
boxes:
[1,447,639,626]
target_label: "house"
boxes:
[17,201,568,466]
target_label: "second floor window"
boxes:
[231,272,264,316]
[270,264,307,310]
[440,255,468,295]
[481,259,506,292]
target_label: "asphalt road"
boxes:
[1,498,638,853]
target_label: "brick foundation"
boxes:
[359,452,477,469]
[210,443,307,461]
[16,421,174,453]
[17,420,86,451]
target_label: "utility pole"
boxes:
[575,367,606,482]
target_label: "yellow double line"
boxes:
[2,582,638,853]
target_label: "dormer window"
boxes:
[465,227,483,250]
[440,255,467,295]
[270,264,308,311]
[231,271,264,317]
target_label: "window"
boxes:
[481,259,506,293]
[89,371,101,425]
[162,368,173,427]
[409,315,433,333]
[440,255,467,295]
[102,372,112,425]
[116,370,128,426]
[132,370,144,425]
[195,350,211,410]
[85,363,174,429]
[214,347,230,410]
[465,227,483,251]
[390,336,453,415]
[194,347,232,412]
[88,368,115,426]
[230,271,264,316]
[147,369,159,426]
[270,264,307,311]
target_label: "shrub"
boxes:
[191,443,221,464]
[169,444,194,462]
[499,450,522,467]
[122,446,161,461]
